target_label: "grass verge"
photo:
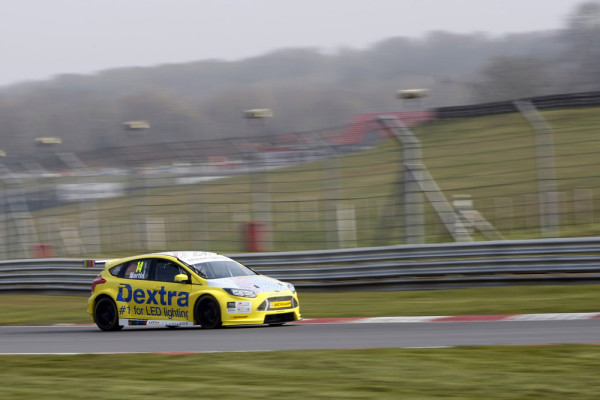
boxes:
[1,284,599,325]
[2,346,600,399]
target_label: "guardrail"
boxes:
[435,91,600,119]
[1,237,600,295]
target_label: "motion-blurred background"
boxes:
[1,0,599,258]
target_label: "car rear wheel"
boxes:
[94,297,123,331]
[197,297,222,329]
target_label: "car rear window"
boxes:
[109,264,125,277]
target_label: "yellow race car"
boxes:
[87,251,301,331]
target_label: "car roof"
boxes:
[156,251,232,265]
[104,251,232,269]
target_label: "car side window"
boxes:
[153,260,185,282]
[124,260,149,280]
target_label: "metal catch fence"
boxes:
[0,93,599,259]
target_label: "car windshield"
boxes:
[192,260,256,279]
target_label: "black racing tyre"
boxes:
[268,323,285,327]
[196,296,222,329]
[94,297,123,331]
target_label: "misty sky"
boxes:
[0,0,589,87]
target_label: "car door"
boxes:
[114,258,152,320]
[146,258,193,323]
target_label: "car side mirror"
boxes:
[174,273,189,283]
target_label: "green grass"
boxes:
[299,284,600,317]
[2,346,600,399]
[2,286,600,398]
[2,284,599,325]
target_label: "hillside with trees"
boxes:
[0,2,598,158]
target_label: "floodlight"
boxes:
[122,121,151,130]
[35,137,62,145]
[244,109,273,119]
[397,89,428,99]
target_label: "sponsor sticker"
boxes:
[227,301,252,314]
[271,300,292,309]
[117,283,189,307]
[142,320,193,327]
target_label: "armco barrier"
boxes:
[1,237,600,295]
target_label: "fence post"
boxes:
[514,100,559,238]
[377,116,425,244]
[0,181,6,259]
[311,132,341,249]
[336,203,357,247]
[2,171,38,257]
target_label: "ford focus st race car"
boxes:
[87,251,301,331]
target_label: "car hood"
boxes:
[207,275,289,293]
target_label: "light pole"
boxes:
[243,108,273,252]
[122,120,151,251]
[0,150,7,258]
[122,120,151,162]
[30,138,63,257]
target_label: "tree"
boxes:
[470,56,551,102]
[562,1,600,91]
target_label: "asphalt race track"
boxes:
[1,320,600,354]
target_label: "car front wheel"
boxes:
[196,297,222,329]
[94,297,123,331]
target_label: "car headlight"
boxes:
[224,288,257,298]
[285,282,296,294]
